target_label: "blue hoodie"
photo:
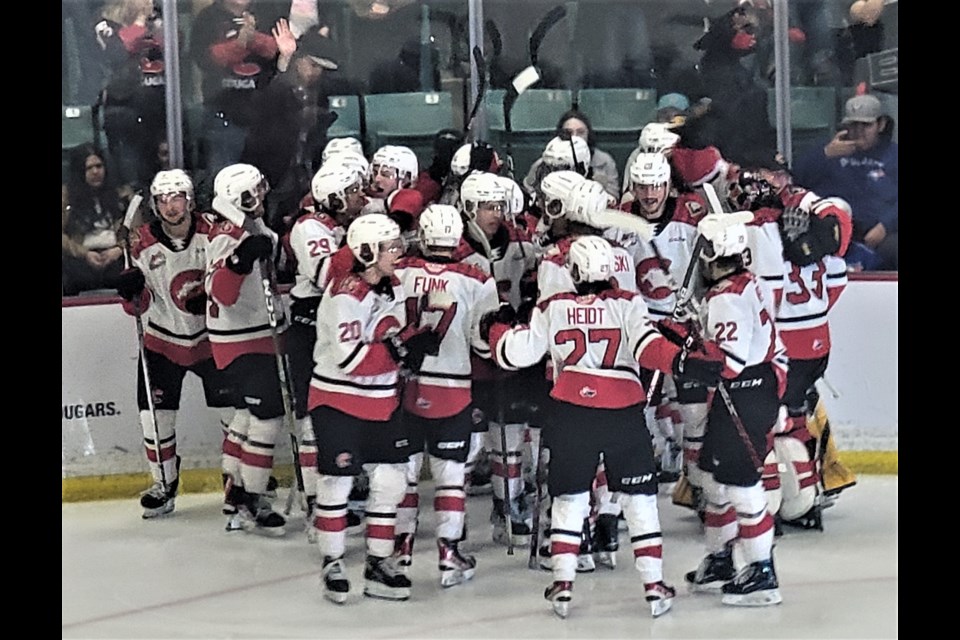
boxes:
[793,137,898,241]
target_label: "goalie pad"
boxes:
[772,432,818,521]
[806,399,858,496]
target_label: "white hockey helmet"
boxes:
[311,165,361,214]
[540,170,586,220]
[564,180,611,226]
[567,235,614,285]
[324,149,370,184]
[637,122,680,154]
[150,169,194,214]
[459,171,507,220]
[213,163,269,214]
[418,204,464,253]
[371,145,419,185]
[494,175,525,217]
[629,152,671,188]
[321,136,364,163]
[698,211,754,259]
[541,135,591,174]
[450,143,474,177]
[347,213,401,266]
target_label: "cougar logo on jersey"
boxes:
[171,269,206,313]
[579,386,598,398]
[415,397,432,410]
[685,201,705,218]
[149,253,167,270]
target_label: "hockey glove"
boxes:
[479,303,517,343]
[183,292,208,316]
[227,235,273,275]
[387,326,442,375]
[672,342,724,387]
[657,318,700,349]
[783,212,841,266]
[116,268,146,302]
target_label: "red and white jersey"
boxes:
[776,255,847,360]
[699,270,785,379]
[287,211,345,302]
[396,257,500,418]
[205,216,286,369]
[490,288,679,409]
[538,235,637,303]
[127,213,215,367]
[455,222,538,310]
[619,195,705,319]
[744,206,786,315]
[308,272,406,421]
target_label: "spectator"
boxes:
[242,21,341,230]
[190,0,280,185]
[523,110,620,199]
[792,92,897,270]
[62,143,136,296]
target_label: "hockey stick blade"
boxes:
[122,194,144,231]
[702,182,726,215]
[529,5,567,67]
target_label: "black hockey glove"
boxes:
[227,235,273,275]
[479,303,517,343]
[428,128,464,183]
[783,212,841,267]
[657,319,700,349]
[183,292,208,316]
[672,342,724,387]
[387,326,442,375]
[116,268,146,302]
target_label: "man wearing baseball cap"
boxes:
[792,91,897,270]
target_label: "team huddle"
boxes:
[117,122,857,619]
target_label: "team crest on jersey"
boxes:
[149,252,167,270]
[685,200,706,218]
[579,386,598,399]
[415,397,432,410]
[335,452,353,469]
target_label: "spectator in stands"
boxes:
[95,0,167,189]
[523,110,620,199]
[62,143,136,296]
[190,0,281,187]
[792,92,897,271]
[242,21,341,231]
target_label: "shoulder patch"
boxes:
[685,199,706,218]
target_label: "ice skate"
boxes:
[236,498,286,537]
[363,555,412,601]
[645,581,675,617]
[721,559,782,607]
[544,580,573,619]
[685,547,736,592]
[140,456,180,519]
[438,537,476,587]
[321,556,350,604]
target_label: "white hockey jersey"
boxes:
[205,215,287,369]
[127,213,215,367]
[396,257,500,418]
[308,272,406,421]
[490,288,680,409]
[287,211,345,302]
[776,255,847,360]
[537,235,638,303]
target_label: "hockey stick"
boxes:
[119,195,169,493]
[214,199,306,515]
[527,428,546,569]
[501,5,568,178]
[465,45,487,138]
[497,379,514,555]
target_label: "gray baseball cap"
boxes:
[842,94,882,124]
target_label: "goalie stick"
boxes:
[119,195,169,494]
[214,198,306,515]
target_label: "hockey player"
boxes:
[522,134,592,201]
[285,165,367,541]
[362,145,425,242]
[621,121,681,198]
[486,235,724,619]
[206,163,288,536]
[116,169,240,519]
[307,213,441,604]
[392,204,501,587]
[683,214,786,607]
[772,186,854,528]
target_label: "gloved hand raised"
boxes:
[116,268,146,302]
[227,235,273,275]
[479,303,517,343]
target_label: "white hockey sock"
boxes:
[240,415,281,495]
[222,409,250,485]
[621,492,663,584]
[141,410,178,484]
[365,462,406,557]
[487,422,524,511]
[297,416,319,505]
[550,493,591,582]
[316,475,353,559]
[215,407,236,438]
[702,475,738,554]
[430,456,466,541]
[396,453,423,537]
[727,483,775,564]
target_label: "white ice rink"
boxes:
[62,475,897,639]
